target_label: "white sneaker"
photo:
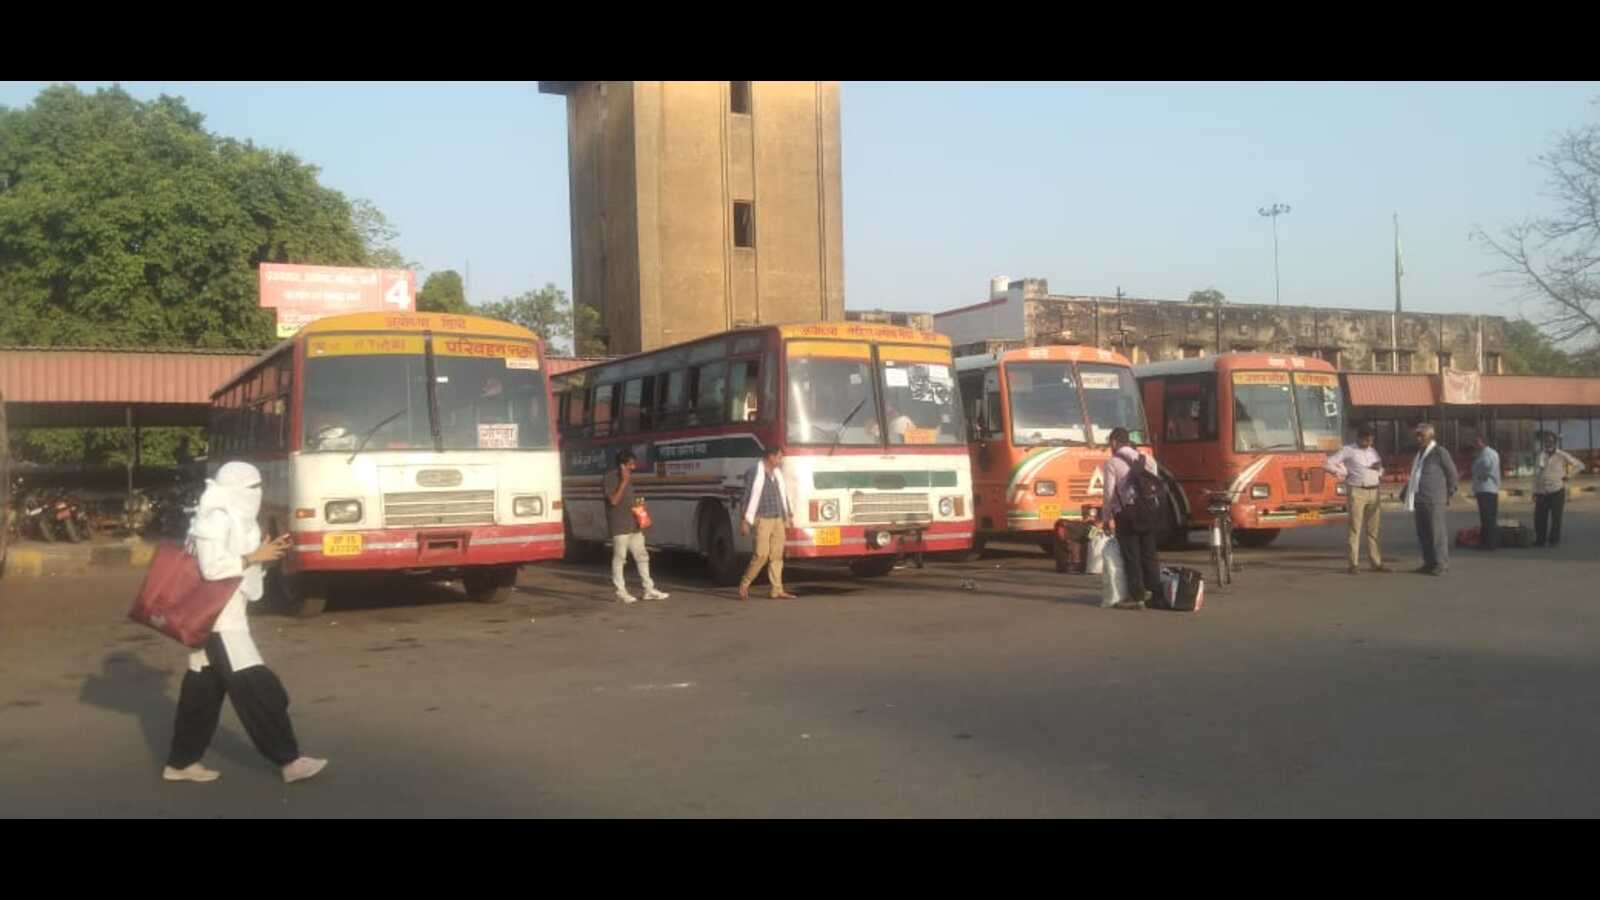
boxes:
[616,592,639,604]
[281,757,328,784]
[642,589,670,601]
[162,763,221,783]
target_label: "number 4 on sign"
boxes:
[384,276,411,309]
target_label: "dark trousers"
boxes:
[1115,513,1161,601]
[1414,500,1449,571]
[1475,492,1499,550]
[168,634,300,768]
[1534,490,1566,546]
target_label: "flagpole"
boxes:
[1392,212,1401,373]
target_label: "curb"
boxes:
[3,540,156,580]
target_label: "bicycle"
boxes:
[1205,490,1237,588]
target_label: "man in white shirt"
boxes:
[1533,432,1586,548]
[1323,423,1388,574]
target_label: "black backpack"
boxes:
[1128,466,1165,533]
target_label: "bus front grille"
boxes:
[383,490,496,528]
[850,492,932,525]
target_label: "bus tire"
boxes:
[1050,534,1075,573]
[702,508,742,586]
[275,572,328,619]
[1234,528,1281,548]
[465,566,519,604]
[948,536,986,562]
[849,555,897,578]
[60,517,83,543]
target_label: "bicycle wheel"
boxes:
[1210,522,1227,587]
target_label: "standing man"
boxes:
[1100,427,1161,610]
[1532,432,1586,548]
[1323,423,1389,574]
[738,446,797,601]
[604,450,669,604]
[1402,422,1459,576]
[1471,435,1502,551]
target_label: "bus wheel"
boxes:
[948,536,986,562]
[1234,528,1281,548]
[60,517,83,543]
[849,555,897,578]
[703,512,742,586]
[465,566,519,604]
[1050,534,1077,573]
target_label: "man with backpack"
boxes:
[1099,427,1163,610]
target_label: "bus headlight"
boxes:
[809,499,839,522]
[1034,480,1057,497]
[939,497,955,517]
[1250,484,1271,499]
[514,496,545,517]
[325,500,362,524]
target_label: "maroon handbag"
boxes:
[128,541,243,648]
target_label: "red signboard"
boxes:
[259,264,416,337]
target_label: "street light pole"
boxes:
[1258,203,1291,306]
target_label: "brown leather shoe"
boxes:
[1371,564,1391,573]
[1347,565,1360,575]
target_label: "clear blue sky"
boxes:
[3,81,1596,319]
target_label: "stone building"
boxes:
[844,308,934,332]
[539,81,844,356]
[934,277,1508,375]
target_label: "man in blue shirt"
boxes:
[1471,435,1502,551]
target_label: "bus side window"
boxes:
[958,371,985,434]
[691,362,727,427]
[982,369,1003,437]
[620,379,644,434]
[592,384,618,438]
[1163,375,1217,442]
[729,359,760,423]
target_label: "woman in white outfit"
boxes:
[163,461,328,785]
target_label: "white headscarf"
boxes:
[189,461,265,601]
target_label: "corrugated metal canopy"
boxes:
[1344,374,1438,407]
[1479,376,1600,406]
[1,347,261,428]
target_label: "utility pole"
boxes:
[1258,203,1291,305]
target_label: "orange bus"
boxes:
[1134,353,1349,547]
[955,345,1152,568]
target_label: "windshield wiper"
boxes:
[830,396,870,455]
[348,407,410,464]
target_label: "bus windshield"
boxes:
[1231,371,1300,453]
[303,334,552,452]
[1006,362,1088,445]
[786,343,880,445]
[1079,363,1147,445]
[879,350,963,445]
[1291,371,1344,453]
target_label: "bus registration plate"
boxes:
[814,527,841,547]
[1039,503,1061,522]
[1297,510,1321,522]
[323,534,363,556]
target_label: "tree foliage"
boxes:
[417,269,470,314]
[0,84,394,350]
[1472,98,1600,352]
[1188,288,1226,305]
[1502,318,1600,376]
[477,283,574,349]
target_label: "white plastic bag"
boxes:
[1100,535,1129,608]
[1087,529,1109,575]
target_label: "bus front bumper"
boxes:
[784,520,974,558]
[287,522,564,573]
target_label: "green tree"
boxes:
[0,84,377,350]
[1502,319,1577,375]
[1188,288,1226,305]
[574,302,608,356]
[417,269,470,314]
[351,197,415,270]
[477,283,574,348]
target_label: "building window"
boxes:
[1485,352,1503,374]
[730,82,752,115]
[733,201,755,249]
[1437,352,1453,372]
[1181,345,1205,359]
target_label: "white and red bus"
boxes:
[206,311,563,616]
[553,322,974,581]
[1135,352,1349,546]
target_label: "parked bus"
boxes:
[1134,352,1349,546]
[955,345,1152,568]
[206,311,563,616]
[553,322,974,581]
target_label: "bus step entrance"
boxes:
[418,533,470,563]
